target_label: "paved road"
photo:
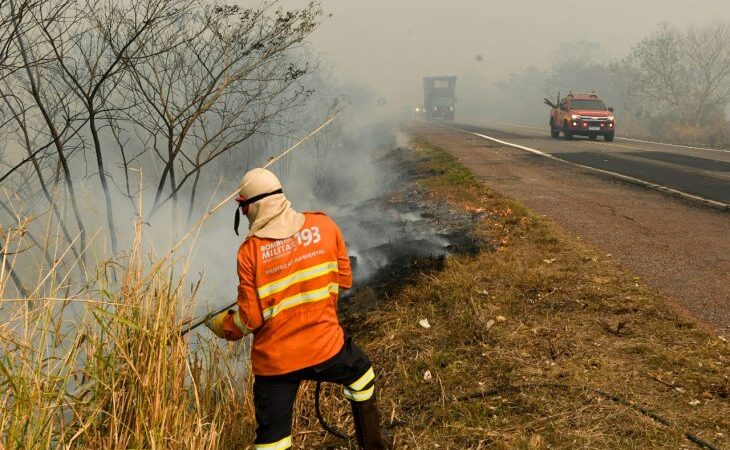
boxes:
[447,120,730,207]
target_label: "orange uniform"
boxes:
[234,211,352,376]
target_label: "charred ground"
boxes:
[336,146,487,321]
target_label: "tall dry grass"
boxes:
[0,208,255,449]
[619,113,730,148]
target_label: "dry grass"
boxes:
[0,215,256,449]
[338,137,730,449]
[619,114,730,148]
[660,121,730,148]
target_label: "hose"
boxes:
[453,383,719,450]
[314,380,350,441]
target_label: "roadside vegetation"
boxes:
[329,137,729,449]
[0,213,256,449]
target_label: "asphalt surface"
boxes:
[447,120,730,207]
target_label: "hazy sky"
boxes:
[276,0,730,107]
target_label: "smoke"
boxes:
[277,0,730,112]
[174,97,481,322]
[181,105,438,317]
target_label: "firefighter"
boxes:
[206,168,391,450]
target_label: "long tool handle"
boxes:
[179,300,237,337]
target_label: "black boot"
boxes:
[351,396,392,449]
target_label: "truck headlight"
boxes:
[608,115,614,121]
[571,114,579,120]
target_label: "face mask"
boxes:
[233,189,284,235]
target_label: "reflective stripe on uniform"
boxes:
[254,435,292,450]
[349,367,375,391]
[257,261,338,299]
[232,310,250,335]
[262,283,339,321]
[343,385,375,402]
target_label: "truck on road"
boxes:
[423,76,456,120]
[545,92,615,141]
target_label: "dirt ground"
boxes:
[410,122,730,339]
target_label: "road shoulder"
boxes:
[412,122,730,338]
[339,135,729,449]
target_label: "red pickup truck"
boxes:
[545,93,615,142]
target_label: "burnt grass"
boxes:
[291,135,730,450]
[338,146,489,325]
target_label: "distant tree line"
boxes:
[618,22,730,132]
[466,22,730,145]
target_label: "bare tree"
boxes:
[684,23,730,124]
[0,0,34,81]
[0,88,84,264]
[621,22,730,126]
[36,0,186,253]
[122,2,320,220]
[5,0,90,254]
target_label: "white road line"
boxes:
[616,136,730,154]
[446,124,730,210]
[489,121,544,132]
[489,120,730,154]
